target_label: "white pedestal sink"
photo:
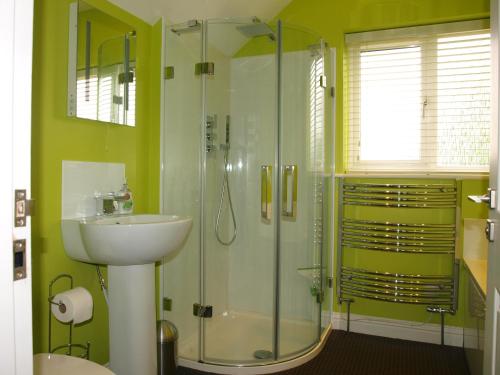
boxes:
[61,214,192,375]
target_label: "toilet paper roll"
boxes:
[51,287,93,325]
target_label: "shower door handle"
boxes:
[282,165,297,219]
[261,165,272,221]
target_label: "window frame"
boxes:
[345,19,491,174]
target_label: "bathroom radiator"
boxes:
[336,179,459,345]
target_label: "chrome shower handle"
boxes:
[282,165,297,219]
[261,165,272,221]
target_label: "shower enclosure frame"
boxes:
[159,17,334,374]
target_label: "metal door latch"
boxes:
[486,219,495,242]
[13,239,26,280]
[15,189,34,227]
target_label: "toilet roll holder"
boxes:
[48,274,90,359]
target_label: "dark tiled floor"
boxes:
[177,330,470,375]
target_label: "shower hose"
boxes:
[215,146,237,246]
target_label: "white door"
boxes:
[485,0,500,373]
[0,0,34,374]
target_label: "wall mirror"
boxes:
[67,1,136,126]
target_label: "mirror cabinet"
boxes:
[67,1,136,126]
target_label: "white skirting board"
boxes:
[325,312,463,347]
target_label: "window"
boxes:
[345,20,491,173]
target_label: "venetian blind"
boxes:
[77,65,135,126]
[345,20,491,173]
[76,68,98,120]
[309,52,325,172]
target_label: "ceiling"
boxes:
[109,0,293,25]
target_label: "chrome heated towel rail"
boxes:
[337,180,459,345]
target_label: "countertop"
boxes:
[463,257,487,297]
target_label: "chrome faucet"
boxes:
[95,191,131,216]
[95,193,116,216]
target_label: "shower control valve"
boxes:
[206,114,217,129]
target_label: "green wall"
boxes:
[32,0,161,363]
[274,0,490,326]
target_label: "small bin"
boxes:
[157,320,178,375]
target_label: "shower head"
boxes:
[236,22,276,41]
[171,20,201,35]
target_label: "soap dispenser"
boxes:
[116,180,134,214]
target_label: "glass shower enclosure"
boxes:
[161,17,330,369]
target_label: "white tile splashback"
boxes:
[62,160,125,219]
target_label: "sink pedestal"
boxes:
[61,214,192,375]
[108,264,156,375]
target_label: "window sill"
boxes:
[336,171,489,180]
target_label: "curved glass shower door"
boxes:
[278,24,325,360]
[202,19,326,365]
[202,18,278,365]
